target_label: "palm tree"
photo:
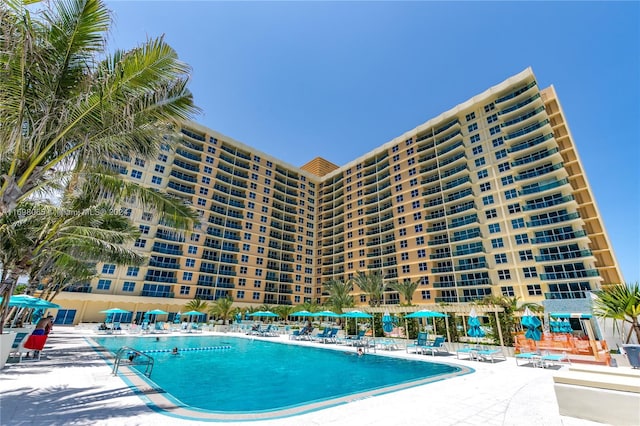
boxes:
[274,305,295,321]
[593,283,640,344]
[0,0,199,324]
[0,0,199,214]
[297,301,320,313]
[352,271,385,307]
[387,280,419,306]
[208,297,234,324]
[323,279,354,314]
[185,298,209,313]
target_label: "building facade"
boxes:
[54,68,623,324]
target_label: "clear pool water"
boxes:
[93,335,462,413]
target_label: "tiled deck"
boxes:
[0,327,610,425]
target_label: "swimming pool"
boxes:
[91,335,471,421]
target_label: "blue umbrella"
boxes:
[382,310,394,334]
[1,295,61,309]
[521,307,542,341]
[342,310,373,337]
[467,308,485,339]
[404,309,448,319]
[173,312,182,324]
[235,312,242,323]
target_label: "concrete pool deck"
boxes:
[0,327,611,426]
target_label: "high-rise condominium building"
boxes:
[54,68,622,324]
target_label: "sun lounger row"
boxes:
[456,344,506,362]
[515,351,570,368]
[406,333,449,356]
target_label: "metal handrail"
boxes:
[112,346,154,378]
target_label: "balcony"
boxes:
[520,178,568,196]
[504,119,550,142]
[148,259,180,269]
[511,147,559,168]
[141,290,174,298]
[494,80,537,104]
[535,249,592,262]
[500,106,545,129]
[167,181,195,194]
[515,162,564,181]
[170,170,197,183]
[176,148,201,162]
[540,269,599,281]
[498,93,542,117]
[172,159,199,173]
[531,229,587,244]
[544,291,588,300]
[523,194,574,211]
[508,133,554,154]
[181,128,206,142]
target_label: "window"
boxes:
[398,228,406,236]
[188,246,198,254]
[482,195,494,205]
[130,170,142,179]
[417,249,426,258]
[185,258,195,267]
[410,189,419,198]
[414,224,423,232]
[410,178,418,186]
[413,212,422,220]
[407,158,415,165]
[157,154,167,162]
[183,272,193,281]
[134,238,146,248]
[495,149,507,160]
[523,266,537,278]
[392,145,399,153]
[527,284,542,296]
[484,103,495,113]
[515,234,529,245]
[477,169,488,179]
[101,264,116,274]
[408,168,416,176]
[203,166,212,174]
[401,252,409,261]
[511,218,525,229]
[508,203,521,214]
[487,114,498,124]
[495,253,508,264]
[205,156,214,164]
[134,158,145,167]
[154,165,165,173]
[501,176,514,186]
[491,238,504,248]
[392,154,400,162]
[485,208,497,219]
[411,200,420,208]
[480,182,491,192]
[421,290,431,300]
[501,286,515,297]
[467,123,478,132]
[498,162,511,173]
[123,281,135,292]
[488,223,501,233]
[504,189,517,199]
[97,279,111,290]
[519,249,533,261]
[126,266,139,276]
[472,146,483,156]
[139,225,150,234]
[400,240,408,248]
[489,125,501,135]
[475,157,486,167]
[419,262,428,271]
[498,269,511,280]
[492,137,504,148]
[465,112,476,121]
[415,236,424,245]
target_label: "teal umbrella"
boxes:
[1,295,60,309]
[146,309,169,315]
[382,310,394,334]
[100,308,131,314]
[404,310,448,318]
[290,310,314,318]
[521,307,542,341]
[311,310,340,318]
[467,308,485,339]
[342,310,373,337]
[248,311,279,318]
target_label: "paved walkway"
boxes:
[0,327,608,426]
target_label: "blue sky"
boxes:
[105,1,639,283]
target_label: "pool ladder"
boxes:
[113,346,155,378]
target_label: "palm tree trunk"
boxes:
[0,268,22,332]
